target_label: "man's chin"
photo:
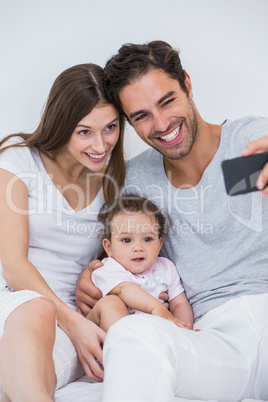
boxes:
[152,144,191,160]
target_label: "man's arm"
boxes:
[76,260,103,316]
[109,282,191,329]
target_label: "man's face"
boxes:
[119,69,199,160]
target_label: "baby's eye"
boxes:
[144,237,152,242]
[122,238,131,243]
[105,124,116,132]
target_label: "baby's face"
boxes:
[103,212,163,274]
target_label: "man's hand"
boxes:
[159,291,169,309]
[76,260,103,316]
[242,136,268,195]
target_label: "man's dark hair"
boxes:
[97,193,167,240]
[104,40,188,114]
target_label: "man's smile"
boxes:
[152,123,183,146]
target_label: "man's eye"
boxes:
[122,238,131,243]
[163,98,174,106]
[135,113,147,122]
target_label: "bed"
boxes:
[0,374,264,401]
[54,376,265,402]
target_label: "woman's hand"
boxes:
[76,260,103,316]
[68,311,106,381]
[242,136,268,195]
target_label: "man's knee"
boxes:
[105,314,171,347]
[103,315,179,383]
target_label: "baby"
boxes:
[87,193,193,331]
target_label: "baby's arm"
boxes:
[109,282,190,329]
[169,293,194,330]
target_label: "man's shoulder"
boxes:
[125,148,162,188]
[222,116,268,154]
[124,148,163,191]
[127,147,161,170]
[224,116,268,133]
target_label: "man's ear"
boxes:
[103,238,112,257]
[184,71,193,100]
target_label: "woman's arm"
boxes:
[109,281,191,328]
[0,169,106,381]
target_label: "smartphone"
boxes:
[221,152,268,196]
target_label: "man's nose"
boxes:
[153,111,169,133]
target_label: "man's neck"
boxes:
[163,121,222,189]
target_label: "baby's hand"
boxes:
[151,305,191,329]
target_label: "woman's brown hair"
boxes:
[0,63,125,200]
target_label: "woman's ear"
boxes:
[103,238,112,257]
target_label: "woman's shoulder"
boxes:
[0,137,39,184]
[0,136,35,158]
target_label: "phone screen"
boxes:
[221,152,268,196]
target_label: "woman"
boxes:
[0,63,125,401]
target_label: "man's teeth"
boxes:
[161,125,181,142]
[86,151,106,159]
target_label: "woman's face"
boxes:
[67,103,120,172]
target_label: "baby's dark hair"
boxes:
[97,193,167,240]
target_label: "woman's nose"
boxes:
[92,133,106,153]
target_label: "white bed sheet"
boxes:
[0,376,264,401]
[54,375,266,402]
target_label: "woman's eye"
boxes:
[122,238,131,243]
[106,124,116,132]
[78,130,90,136]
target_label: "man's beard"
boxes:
[151,103,199,160]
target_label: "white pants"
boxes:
[102,293,268,402]
[0,290,84,390]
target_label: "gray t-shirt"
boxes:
[124,116,268,321]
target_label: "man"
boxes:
[76,41,268,401]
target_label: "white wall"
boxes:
[1,0,268,159]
